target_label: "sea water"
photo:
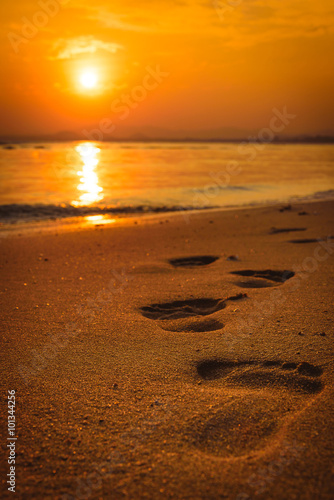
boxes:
[0,142,333,223]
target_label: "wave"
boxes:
[1,190,333,224]
[0,203,215,223]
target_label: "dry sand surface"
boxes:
[1,200,334,499]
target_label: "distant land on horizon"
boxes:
[1,126,334,144]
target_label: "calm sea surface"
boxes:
[0,142,333,223]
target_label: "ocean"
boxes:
[0,141,333,225]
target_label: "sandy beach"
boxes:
[1,199,334,499]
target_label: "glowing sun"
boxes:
[79,69,98,89]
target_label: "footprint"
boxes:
[140,293,247,332]
[230,269,294,289]
[160,317,224,333]
[289,238,322,244]
[186,359,324,458]
[269,227,306,234]
[279,204,292,212]
[169,255,219,267]
[196,359,323,392]
[289,236,333,244]
[187,395,285,459]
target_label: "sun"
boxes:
[79,69,98,89]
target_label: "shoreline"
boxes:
[1,193,333,238]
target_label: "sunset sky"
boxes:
[1,0,333,138]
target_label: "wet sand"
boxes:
[1,200,334,499]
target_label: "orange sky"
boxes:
[1,0,334,138]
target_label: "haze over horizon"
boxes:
[1,0,334,139]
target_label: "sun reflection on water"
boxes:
[84,215,116,225]
[72,143,103,206]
